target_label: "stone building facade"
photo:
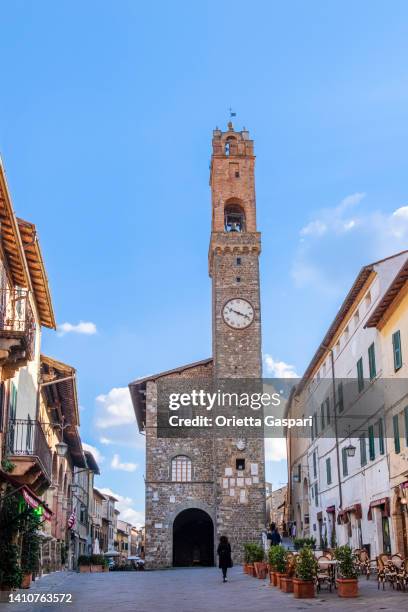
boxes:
[129,124,266,569]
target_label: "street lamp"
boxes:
[344,442,356,458]
[55,440,69,458]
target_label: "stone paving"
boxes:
[0,566,407,612]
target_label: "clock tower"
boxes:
[209,122,265,556]
[209,122,262,378]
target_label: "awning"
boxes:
[401,481,408,490]
[367,497,390,520]
[326,505,336,514]
[346,503,362,519]
[21,486,53,521]
[337,503,362,524]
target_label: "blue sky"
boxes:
[1,1,408,524]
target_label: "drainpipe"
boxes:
[322,345,343,510]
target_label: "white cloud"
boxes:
[264,354,299,378]
[57,321,97,336]
[96,387,135,429]
[299,192,366,239]
[95,386,145,449]
[293,193,408,294]
[300,220,327,237]
[265,438,287,462]
[111,453,138,472]
[99,487,144,528]
[82,442,104,465]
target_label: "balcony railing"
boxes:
[6,418,52,482]
[0,289,35,361]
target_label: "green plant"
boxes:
[274,545,287,573]
[335,545,358,579]
[1,459,16,473]
[268,545,278,569]
[295,546,318,581]
[77,555,90,566]
[294,536,316,550]
[243,543,264,563]
[0,485,24,589]
[20,511,41,575]
[90,554,105,565]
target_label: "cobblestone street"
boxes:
[1,567,408,612]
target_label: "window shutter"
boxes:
[342,447,348,476]
[393,414,401,454]
[357,358,364,392]
[393,331,402,371]
[378,418,385,455]
[368,343,376,380]
[368,425,375,460]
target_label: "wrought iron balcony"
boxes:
[6,418,52,489]
[0,288,36,364]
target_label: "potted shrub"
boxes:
[20,511,41,588]
[251,544,266,578]
[268,545,279,585]
[90,554,104,573]
[78,555,91,572]
[293,546,317,598]
[335,545,359,597]
[0,542,22,600]
[274,545,288,588]
[243,543,252,574]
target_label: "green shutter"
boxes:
[368,425,375,460]
[326,458,332,485]
[392,330,402,371]
[393,414,401,454]
[360,435,367,466]
[342,447,348,476]
[337,381,344,412]
[313,451,317,477]
[378,418,385,455]
[357,358,364,392]
[326,397,330,424]
[314,483,318,506]
[320,403,325,430]
[314,412,318,437]
[368,343,376,380]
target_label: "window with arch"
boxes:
[171,455,192,482]
[224,203,245,232]
[224,136,236,156]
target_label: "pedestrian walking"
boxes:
[217,535,232,583]
[270,525,282,546]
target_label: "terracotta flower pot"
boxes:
[251,564,257,577]
[336,578,359,597]
[21,573,32,589]
[280,576,293,593]
[269,570,278,586]
[79,565,90,573]
[90,565,103,573]
[255,562,267,579]
[276,572,287,588]
[293,578,315,599]
[247,564,255,577]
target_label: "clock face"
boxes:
[236,438,246,451]
[222,298,254,329]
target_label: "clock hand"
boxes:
[230,308,250,319]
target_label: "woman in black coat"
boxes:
[217,535,232,582]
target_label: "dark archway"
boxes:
[173,508,214,567]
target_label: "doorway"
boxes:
[173,508,214,567]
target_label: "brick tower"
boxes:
[209,122,265,556]
[129,123,265,568]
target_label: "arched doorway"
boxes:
[173,508,214,567]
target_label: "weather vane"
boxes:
[229,107,237,118]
